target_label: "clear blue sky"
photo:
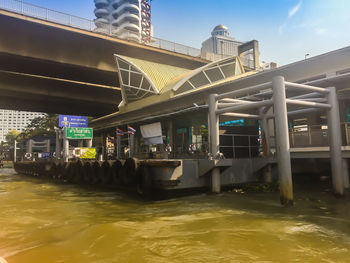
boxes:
[24,0,350,66]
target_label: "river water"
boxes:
[0,169,350,263]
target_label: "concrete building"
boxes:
[0,110,45,142]
[201,25,261,69]
[94,0,152,43]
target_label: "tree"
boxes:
[24,114,58,138]
[5,130,20,144]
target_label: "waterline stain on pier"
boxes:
[0,170,350,262]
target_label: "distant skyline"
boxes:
[21,0,350,66]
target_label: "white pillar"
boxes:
[63,129,69,162]
[14,140,17,163]
[272,76,293,206]
[208,94,221,193]
[87,139,92,148]
[327,86,344,195]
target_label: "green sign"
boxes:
[66,128,93,139]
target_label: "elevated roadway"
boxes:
[0,8,208,116]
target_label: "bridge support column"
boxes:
[129,134,135,158]
[327,86,344,196]
[208,94,221,193]
[272,76,293,206]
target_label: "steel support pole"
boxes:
[55,130,61,159]
[63,139,69,163]
[327,86,345,196]
[87,140,92,148]
[129,134,135,158]
[116,135,121,160]
[14,140,17,163]
[208,94,220,193]
[63,128,69,162]
[272,76,293,206]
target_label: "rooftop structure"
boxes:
[201,25,260,69]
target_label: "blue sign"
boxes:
[59,115,88,128]
[38,152,51,159]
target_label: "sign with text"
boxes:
[66,128,93,139]
[73,148,96,159]
[59,115,88,128]
[38,152,51,159]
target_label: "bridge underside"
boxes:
[0,9,206,116]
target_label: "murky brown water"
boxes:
[0,169,350,263]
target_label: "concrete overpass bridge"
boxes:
[0,1,208,116]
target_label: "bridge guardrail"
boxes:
[0,0,202,58]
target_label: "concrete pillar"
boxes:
[343,159,349,189]
[327,86,345,196]
[63,139,69,163]
[260,109,271,156]
[28,139,33,153]
[46,139,50,152]
[87,139,92,148]
[55,130,61,159]
[272,76,293,206]
[263,165,273,183]
[208,94,221,193]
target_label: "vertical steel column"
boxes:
[208,94,221,193]
[46,139,50,153]
[272,76,293,206]
[327,86,345,195]
[87,140,92,148]
[116,134,121,160]
[55,129,61,159]
[14,140,17,163]
[63,128,69,162]
[129,134,135,158]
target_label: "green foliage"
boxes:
[4,130,20,144]
[24,114,58,138]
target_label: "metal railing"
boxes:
[0,0,202,57]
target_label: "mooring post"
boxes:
[208,94,221,193]
[272,76,293,206]
[327,86,345,195]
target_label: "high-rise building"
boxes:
[94,0,152,43]
[0,110,45,142]
[201,25,260,70]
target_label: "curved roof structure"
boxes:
[115,54,246,107]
